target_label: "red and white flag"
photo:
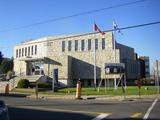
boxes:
[94,23,105,35]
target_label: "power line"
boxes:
[0,20,160,49]
[0,0,149,33]
[104,21,160,32]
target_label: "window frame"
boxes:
[102,38,105,50]
[88,39,91,51]
[68,40,72,51]
[62,41,65,52]
[95,39,98,50]
[75,40,78,51]
[81,40,85,51]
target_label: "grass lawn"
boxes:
[12,86,158,96]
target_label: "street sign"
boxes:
[137,80,141,89]
[105,63,125,74]
[137,80,141,98]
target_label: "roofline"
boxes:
[15,31,112,47]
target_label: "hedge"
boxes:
[17,79,30,88]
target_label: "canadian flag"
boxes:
[94,23,105,35]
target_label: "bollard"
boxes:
[35,83,38,99]
[76,80,82,99]
[5,84,9,94]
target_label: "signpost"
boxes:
[98,63,126,99]
[52,68,58,92]
[137,80,141,98]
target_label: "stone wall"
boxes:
[13,32,139,87]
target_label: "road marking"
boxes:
[143,98,158,120]
[130,113,142,118]
[92,113,110,120]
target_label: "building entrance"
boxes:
[26,61,44,75]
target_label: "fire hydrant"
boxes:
[76,80,82,99]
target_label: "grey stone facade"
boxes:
[14,32,140,87]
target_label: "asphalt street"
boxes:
[0,95,159,120]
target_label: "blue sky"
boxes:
[0,0,160,70]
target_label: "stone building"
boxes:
[13,32,140,87]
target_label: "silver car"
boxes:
[0,100,9,120]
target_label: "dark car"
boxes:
[0,100,9,120]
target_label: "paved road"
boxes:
[0,96,159,120]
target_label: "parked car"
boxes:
[0,100,9,120]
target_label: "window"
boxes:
[19,49,21,57]
[95,39,98,50]
[35,45,37,55]
[25,47,27,56]
[68,41,72,51]
[81,40,85,51]
[75,40,78,51]
[88,39,91,50]
[22,48,24,57]
[102,38,105,50]
[62,41,65,52]
[31,46,34,55]
[16,49,18,58]
[28,46,30,56]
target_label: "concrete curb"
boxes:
[3,91,159,101]
[26,94,159,101]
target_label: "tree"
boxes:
[0,51,3,65]
[0,58,13,74]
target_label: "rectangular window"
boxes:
[25,47,27,56]
[62,41,65,52]
[28,46,30,56]
[68,41,72,51]
[95,39,98,50]
[75,40,78,51]
[81,40,85,51]
[102,38,105,50]
[35,45,37,55]
[16,49,18,58]
[19,49,21,57]
[88,39,91,50]
[22,48,24,57]
[31,46,34,55]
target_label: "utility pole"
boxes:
[156,60,159,95]
[113,21,117,89]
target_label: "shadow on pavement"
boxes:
[0,93,30,97]
[8,106,93,120]
[8,106,159,120]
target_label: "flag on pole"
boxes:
[94,23,105,35]
[113,21,123,35]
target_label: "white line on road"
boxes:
[143,98,158,120]
[92,113,110,120]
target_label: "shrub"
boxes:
[6,71,13,80]
[38,82,52,88]
[17,79,30,88]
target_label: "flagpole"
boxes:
[93,23,97,90]
[113,21,117,89]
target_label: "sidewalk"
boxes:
[1,91,159,101]
[26,93,159,101]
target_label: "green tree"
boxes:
[0,51,3,65]
[0,58,13,74]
